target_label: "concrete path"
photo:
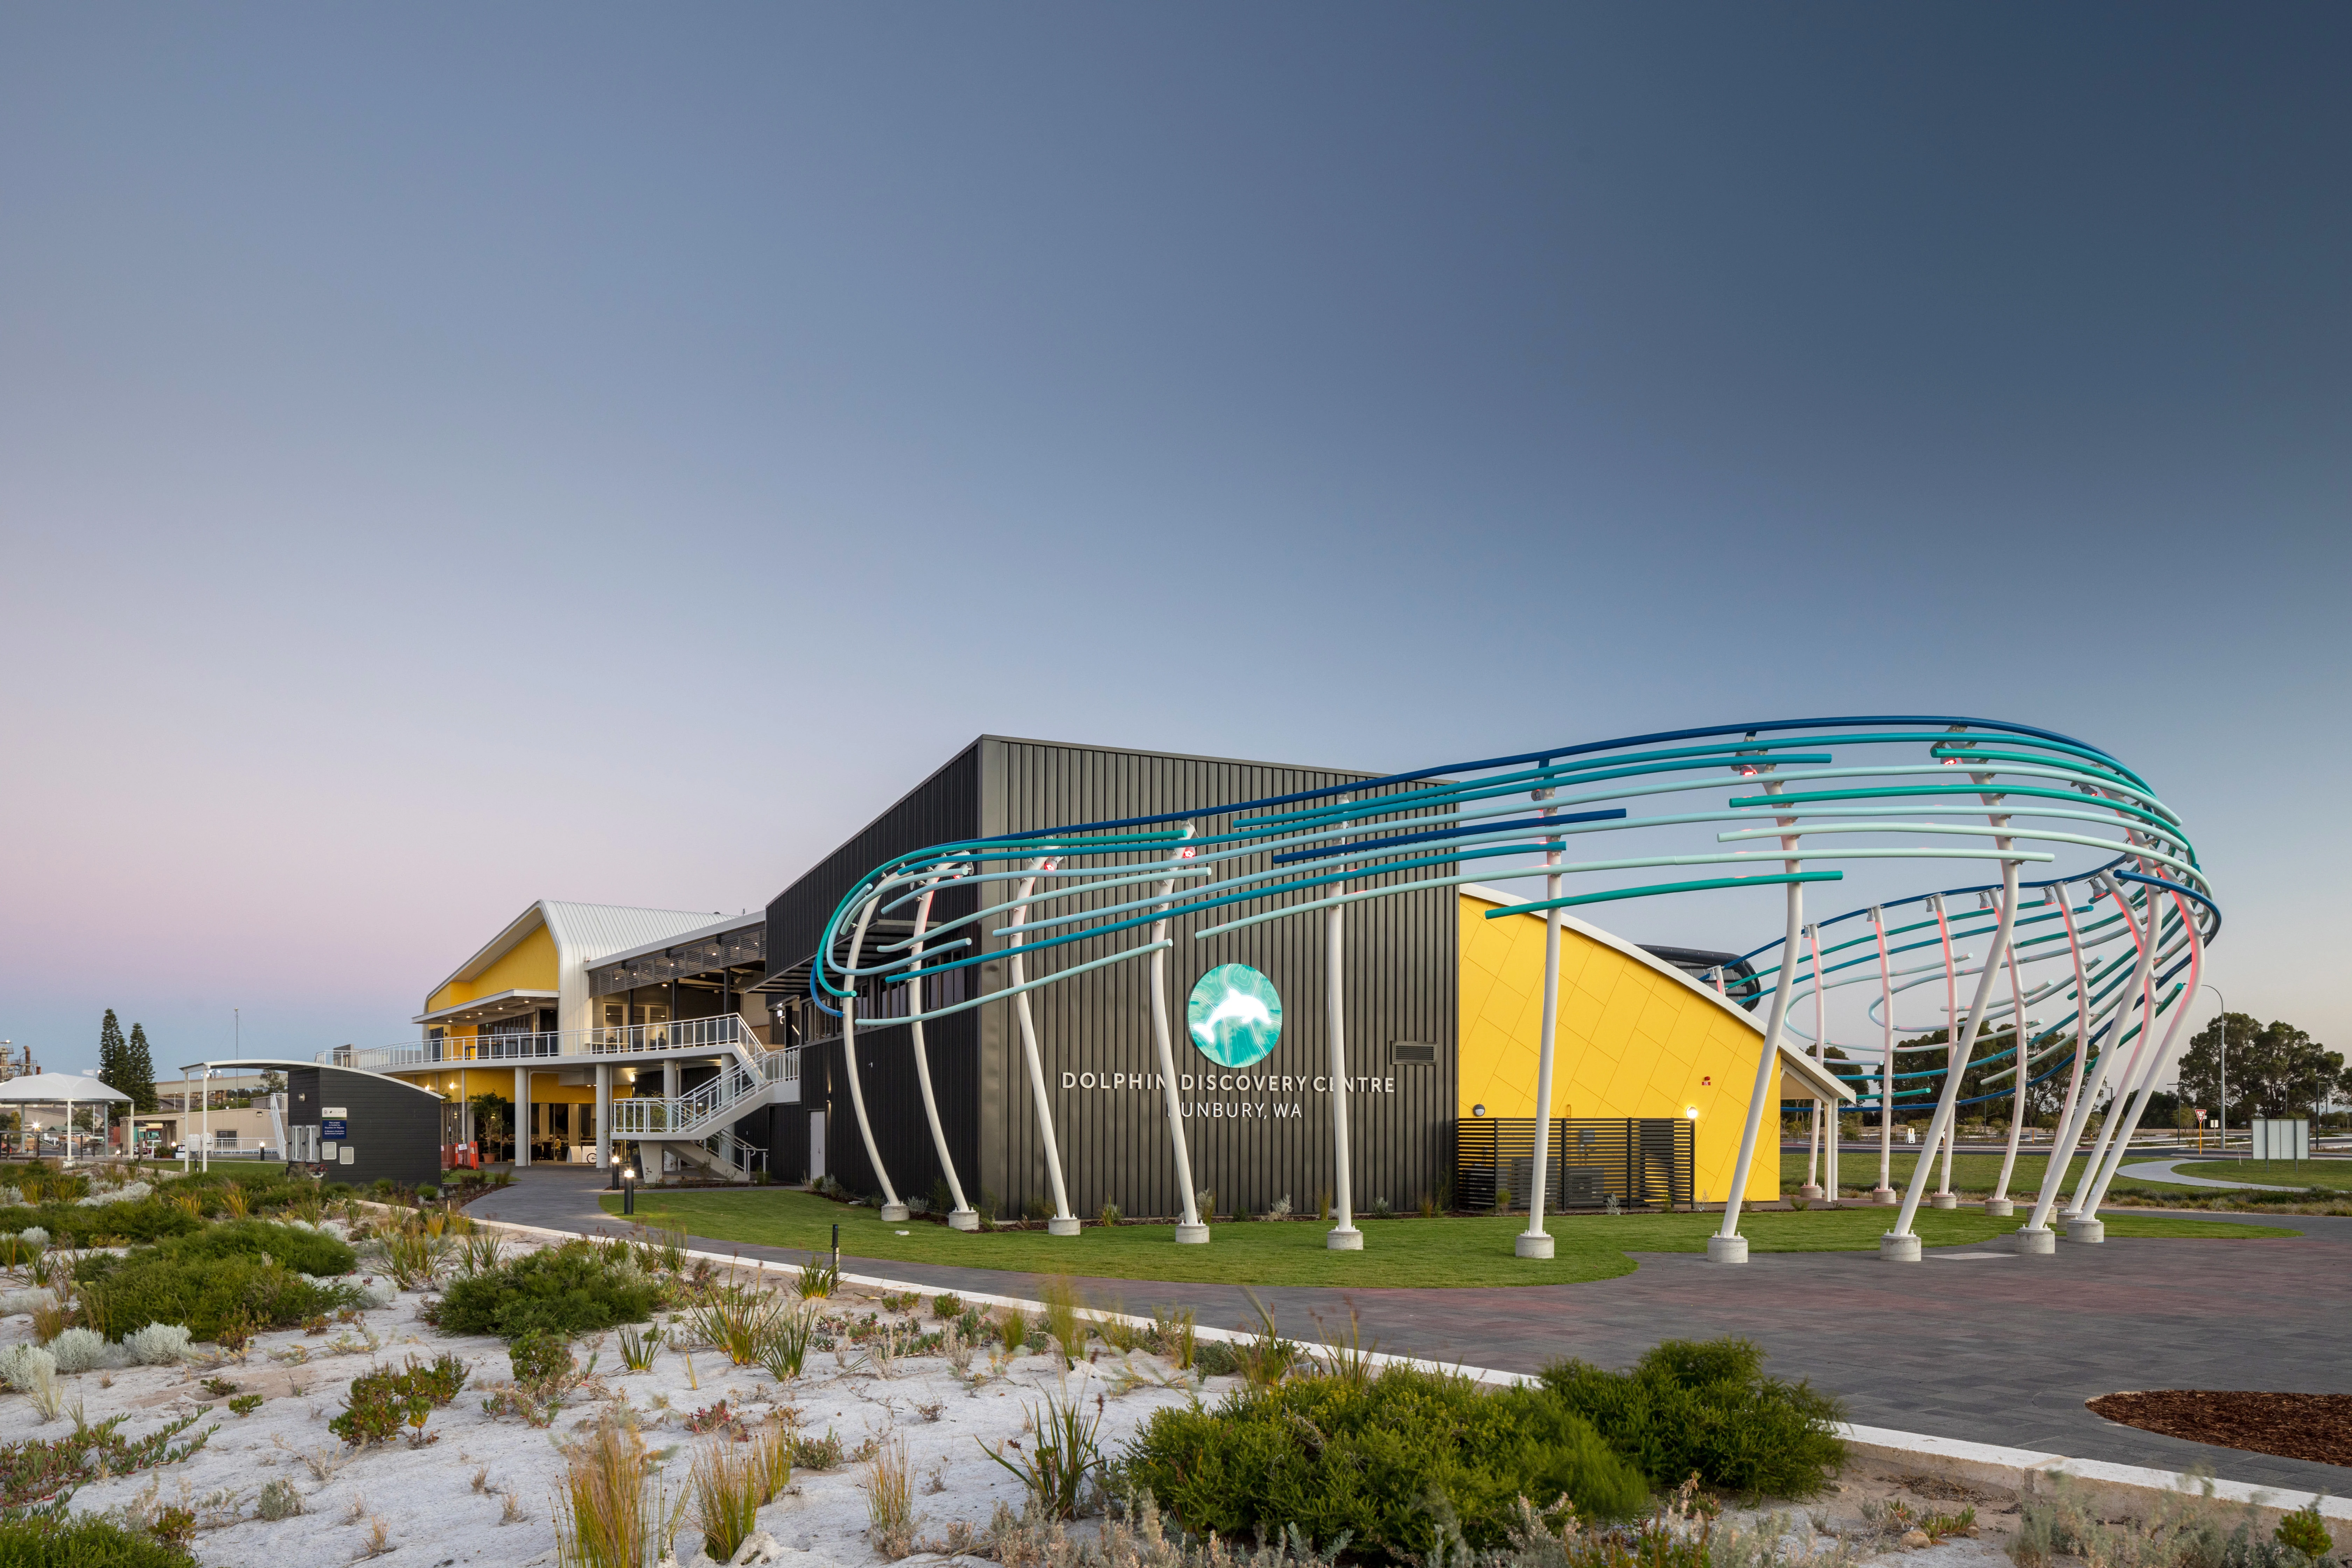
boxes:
[470,1169,2352,1497]
[2113,1159,2306,1192]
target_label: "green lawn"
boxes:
[599,1188,2294,1289]
[1778,1149,2207,1198]
[2172,1160,2352,1192]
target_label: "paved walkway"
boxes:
[471,1170,2352,1495]
[2113,1159,2306,1192]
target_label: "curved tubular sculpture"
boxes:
[808,717,2214,1262]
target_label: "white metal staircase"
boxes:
[609,1016,800,1183]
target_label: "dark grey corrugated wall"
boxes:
[974,737,1456,1222]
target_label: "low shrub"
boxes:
[0,1411,213,1512]
[329,1354,469,1447]
[121,1324,195,1366]
[0,1201,199,1249]
[0,1513,200,1568]
[44,1328,124,1374]
[75,1251,360,1343]
[437,1239,660,1340]
[75,1221,356,1289]
[1538,1337,1847,1500]
[1121,1364,1649,1562]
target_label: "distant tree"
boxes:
[97,1009,127,1096]
[120,1023,159,1113]
[2176,1014,2342,1122]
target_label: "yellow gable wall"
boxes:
[425,921,560,1018]
[1458,891,1780,1204]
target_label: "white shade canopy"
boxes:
[0,1072,133,1104]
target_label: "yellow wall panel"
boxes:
[1456,890,1780,1203]
[426,920,559,1016]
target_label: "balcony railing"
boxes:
[610,1046,799,1139]
[326,1015,766,1074]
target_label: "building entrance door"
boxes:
[808,1112,825,1183]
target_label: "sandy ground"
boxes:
[0,1236,2036,1568]
[5,1263,1204,1567]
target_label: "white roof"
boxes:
[0,1072,132,1104]
[592,909,763,969]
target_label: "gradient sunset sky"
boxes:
[2,5,2346,1075]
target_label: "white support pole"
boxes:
[1716,770,1804,1264]
[1800,922,1825,1200]
[1928,894,1960,1206]
[2021,879,2104,1247]
[1809,920,1838,1204]
[1008,858,1078,1234]
[513,1065,529,1167]
[1886,834,2021,1260]
[595,1063,612,1170]
[1717,882,1803,1262]
[837,895,908,1220]
[1150,827,1208,1243]
[1987,933,2032,1213]
[1870,907,1897,1203]
[1328,800,1362,1251]
[200,1071,210,1173]
[1519,790,1564,1259]
[2069,883,2161,1225]
[2082,890,2200,1218]
[905,873,979,1230]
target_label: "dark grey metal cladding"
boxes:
[974,736,1457,1222]
[764,742,983,1200]
[285,1065,445,1189]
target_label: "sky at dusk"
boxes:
[2,5,2346,1077]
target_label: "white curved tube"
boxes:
[1893,835,2021,1237]
[1721,777,1804,1239]
[904,878,974,1222]
[1525,800,1564,1245]
[2027,885,2104,1233]
[838,896,903,1213]
[1008,859,1076,1227]
[1329,802,1359,1243]
[1147,827,1204,1235]
[2070,886,2162,1214]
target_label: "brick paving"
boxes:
[474,1170,2352,1494]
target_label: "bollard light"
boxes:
[620,1165,637,1215]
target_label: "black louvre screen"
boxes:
[1454,1117,1693,1212]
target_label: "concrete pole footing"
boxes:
[1797,1184,1825,1201]
[1172,1223,1210,1245]
[945,1209,980,1232]
[1871,1188,1898,1205]
[879,1203,910,1223]
[1983,1197,2014,1217]
[1514,1231,1553,1259]
[1705,1233,1749,1264]
[1045,1216,1082,1236]
[1879,1232,1922,1262]
[2065,1216,2106,1244]
[1928,1192,1959,1209]
[1328,1226,1365,1251]
[2012,1226,2056,1254]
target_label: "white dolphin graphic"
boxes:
[1191,988,1275,1050]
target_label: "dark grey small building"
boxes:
[189,1058,448,1189]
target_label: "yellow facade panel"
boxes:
[1456,890,1780,1204]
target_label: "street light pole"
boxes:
[2201,985,2225,1157]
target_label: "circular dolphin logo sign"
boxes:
[1186,964,1282,1068]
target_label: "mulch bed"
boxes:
[2088,1390,2352,1468]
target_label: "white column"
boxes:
[1150,827,1207,1242]
[513,1065,530,1167]
[1328,799,1362,1251]
[1519,791,1563,1260]
[595,1063,612,1169]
